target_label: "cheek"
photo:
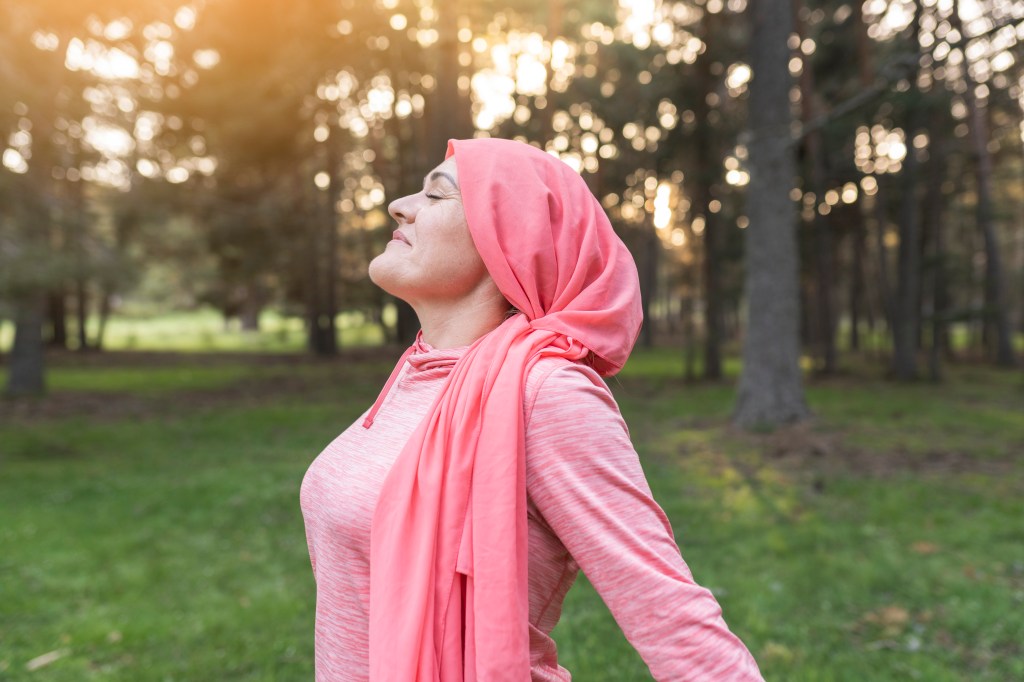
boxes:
[421,227,490,294]
[449,228,489,279]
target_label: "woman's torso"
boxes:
[300,345,582,681]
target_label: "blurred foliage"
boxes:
[0,0,1022,368]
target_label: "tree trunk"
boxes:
[682,294,697,382]
[797,5,837,375]
[299,168,331,356]
[853,0,892,355]
[74,275,89,352]
[428,0,469,162]
[239,291,262,332]
[891,1,924,380]
[925,127,949,382]
[5,293,47,397]
[951,0,1016,367]
[733,0,811,429]
[849,215,866,352]
[638,219,659,348]
[46,290,68,348]
[322,119,342,353]
[871,180,896,344]
[94,289,113,351]
[695,14,723,380]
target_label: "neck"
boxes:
[412,287,509,350]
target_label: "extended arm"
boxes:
[525,363,764,681]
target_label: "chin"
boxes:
[368,254,409,300]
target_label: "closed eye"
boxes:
[425,193,442,200]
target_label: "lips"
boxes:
[391,230,411,246]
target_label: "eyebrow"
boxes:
[428,170,458,190]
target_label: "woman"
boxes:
[300,138,764,681]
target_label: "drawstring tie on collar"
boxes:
[362,345,416,429]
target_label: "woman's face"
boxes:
[369,157,494,307]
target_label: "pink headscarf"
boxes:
[368,138,642,680]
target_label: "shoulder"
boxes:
[523,356,621,429]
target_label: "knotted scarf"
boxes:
[368,138,642,681]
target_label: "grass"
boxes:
[0,308,386,354]
[0,345,1022,680]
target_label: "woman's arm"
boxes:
[524,361,764,681]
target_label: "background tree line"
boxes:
[1,0,1021,427]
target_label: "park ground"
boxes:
[1,317,1023,681]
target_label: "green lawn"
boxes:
[1,348,1022,680]
[0,308,387,354]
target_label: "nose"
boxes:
[388,193,417,224]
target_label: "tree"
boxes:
[891,0,926,379]
[733,0,810,429]
[949,0,1017,367]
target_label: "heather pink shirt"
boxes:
[300,342,763,681]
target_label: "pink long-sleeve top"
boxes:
[300,340,764,681]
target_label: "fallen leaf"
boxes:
[861,605,911,637]
[25,649,69,672]
[911,541,940,555]
[761,641,795,663]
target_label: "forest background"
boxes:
[1,0,1023,679]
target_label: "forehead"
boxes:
[426,157,459,185]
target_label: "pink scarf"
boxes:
[368,138,642,680]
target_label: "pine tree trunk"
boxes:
[694,14,723,379]
[94,289,113,351]
[682,295,697,382]
[849,217,866,352]
[638,218,659,348]
[46,290,68,348]
[854,0,894,352]
[5,293,46,397]
[733,0,810,429]
[322,120,342,354]
[926,128,949,381]
[429,0,469,162]
[797,7,837,374]
[871,180,896,341]
[891,0,924,379]
[74,276,89,352]
[951,0,1016,367]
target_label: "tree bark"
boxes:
[428,0,469,162]
[797,39,837,374]
[891,1,924,379]
[853,0,893,354]
[733,0,811,429]
[925,123,949,381]
[73,276,89,351]
[849,214,866,352]
[638,217,659,348]
[682,294,697,382]
[239,286,263,332]
[850,0,871,357]
[5,293,47,397]
[299,166,332,356]
[46,290,68,348]
[322,116,342,353]
[951,0,1016,367]
[94,289,113,350]
[694,13,723,379]
[871,179,896,346]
